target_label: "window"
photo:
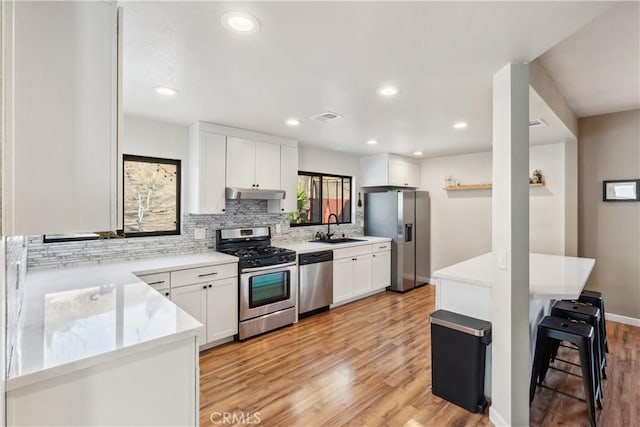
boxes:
[290,172,352,226]
[123,154,181,237]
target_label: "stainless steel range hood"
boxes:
[225,187,286,200]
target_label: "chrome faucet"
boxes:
[326,213,339,240]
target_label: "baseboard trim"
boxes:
[489,407,508,426]
[607,312,640,327]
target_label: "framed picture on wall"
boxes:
[603,179,640,202]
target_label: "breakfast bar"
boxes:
[432,252,596,397]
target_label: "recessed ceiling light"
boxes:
[453,122,468,129]
[286,118,300,127]
[413,151,423,156]
[367,139,378,145]
[154,86,179,96]
[377,85,399,97]
[221,12,260,33]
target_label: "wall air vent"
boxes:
[528,118,547,127]
[310,111,343,122]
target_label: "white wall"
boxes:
[123,115,189,160]
[298,146,361,186]
[123,115,190,209]
[421,142,576,272]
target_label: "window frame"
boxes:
[122,154,181,238]
[290,171,353,227]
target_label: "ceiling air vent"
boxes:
[529,118,547,127]
[310,111,343,122]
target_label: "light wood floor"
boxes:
[199,285,640,427]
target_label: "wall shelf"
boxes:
[443,183,545,190]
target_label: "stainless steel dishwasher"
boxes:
[298,250,333,315]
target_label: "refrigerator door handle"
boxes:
[405,223,413,242]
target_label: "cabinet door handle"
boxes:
[164,292,170,297]
[379,246,386,249]
[373,254,376,258]
[147,280,165,285]
[202,285,207,289]
[256,183,260,188]
[198,272,218,278]
[208,284,212,288]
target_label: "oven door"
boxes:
[239,262,297,321]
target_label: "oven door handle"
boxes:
[241,261,297,273]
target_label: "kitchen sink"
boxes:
[310,238,367,244]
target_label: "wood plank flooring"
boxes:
[199,285,639,427]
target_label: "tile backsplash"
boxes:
[7,236,28,359]
[27,200,364,269]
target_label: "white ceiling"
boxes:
[121,1,620,158]
[540,1,640,118]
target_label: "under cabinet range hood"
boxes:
[225,187,286,200]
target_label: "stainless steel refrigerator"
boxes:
[364,190,430,292]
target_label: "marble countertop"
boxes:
[8,252,238,390]
[279,236,392,254]
[433,252,595,298]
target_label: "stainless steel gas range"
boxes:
[216,227,297,340]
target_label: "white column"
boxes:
[490,63,530,426]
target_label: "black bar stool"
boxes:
[578,290,609,354]
[551,301,605,398]
[530,316,599,427]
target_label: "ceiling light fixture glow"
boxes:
[413,151,423,156]
[377,85,399,97]
[221,12,260,33]
[453,122,468,129]
[154,86,179,96]
[367,139,378,145]
[286,118,300,127]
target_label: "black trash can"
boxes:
[429,309,491,413]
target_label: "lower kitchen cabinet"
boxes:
[171,283,208,345]
[205,277,238,342]
[332,245,375,305]
[170,263,238,347]
[371,243,391,290]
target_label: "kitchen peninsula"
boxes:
[432,252,595,397]
[6,252,238,427]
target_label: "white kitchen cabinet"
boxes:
[352,254,373,295]
[171,283,208,346]
[371,243,392,290]
[389,158,420,187]
[226,137,281,189]
[137,272,171,298]
[333,257,354,303]
[206,278,239,342]
[188,124,227,214]
[3,1,120,235]
[170,262,238,346]
[7,336,198,427]
[332,245,373,305]
[361,153,420,188]
[268,145,299,213]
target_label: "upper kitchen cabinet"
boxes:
[268,145,299,213]
[3,1,120,235]
[226,137,281,190]
[361,153,421,188]
[188,123,227,214]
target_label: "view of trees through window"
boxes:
[123,155,180,236]
[290,172,352,226]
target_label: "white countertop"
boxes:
[433,252,595,298]
[8,252,238,390]
[279,236,392,254]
